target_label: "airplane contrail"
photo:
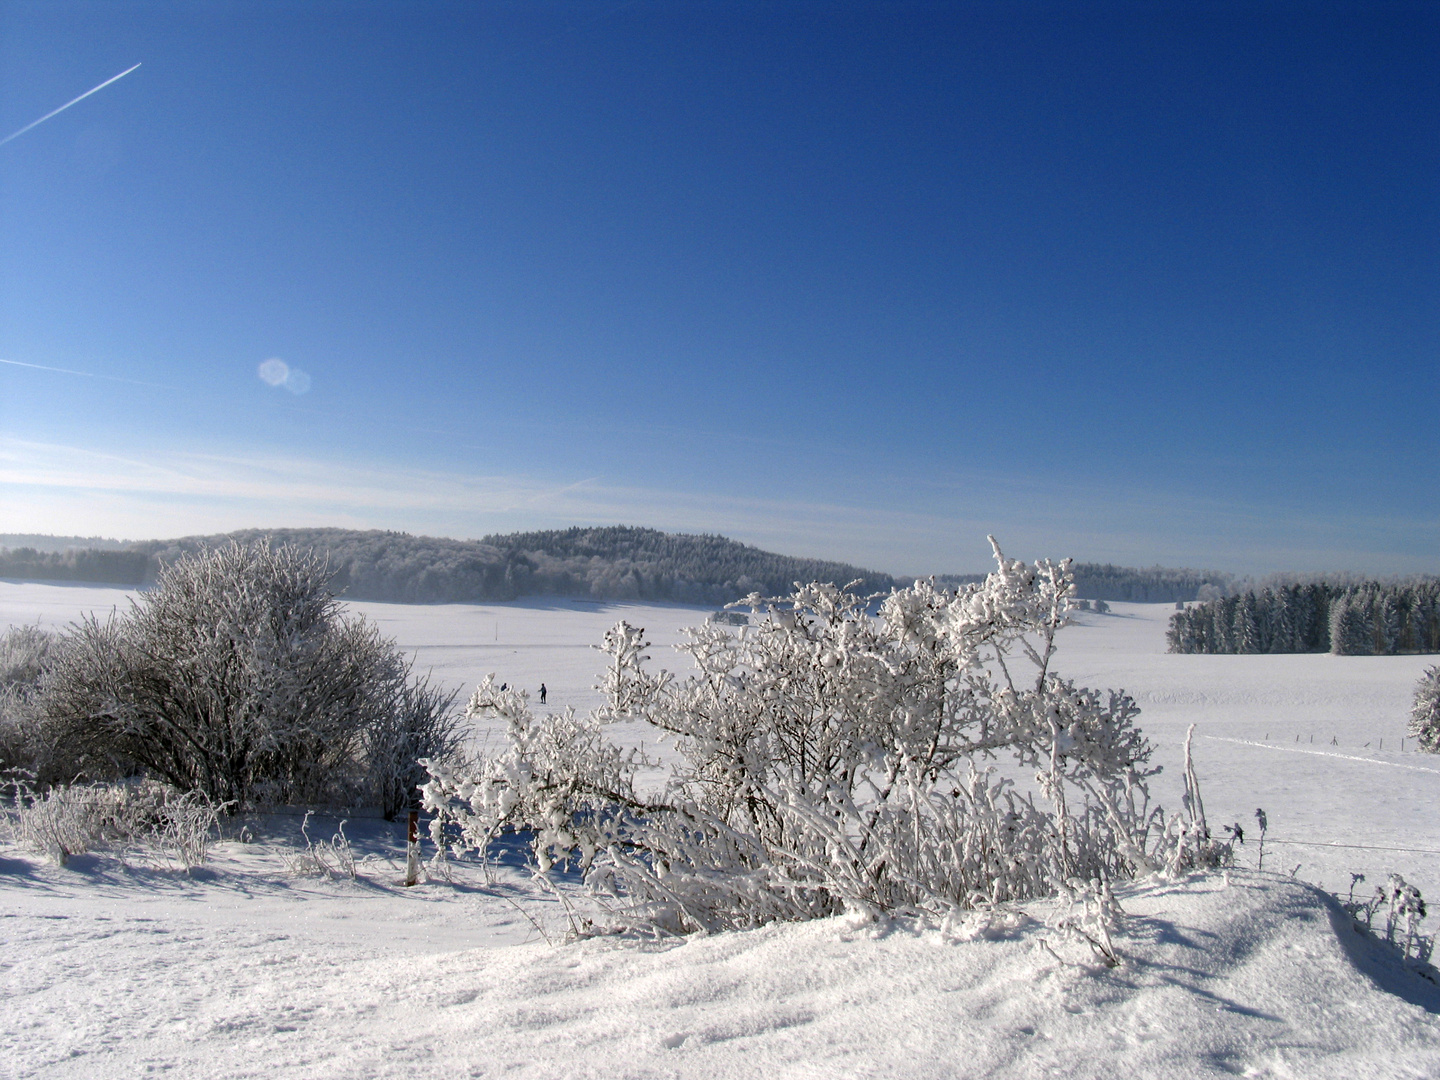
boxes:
[0,357,176,390]
[0,63,142,148]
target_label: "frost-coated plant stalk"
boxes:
[1345,873,1433,966]
[424,538,1178,933]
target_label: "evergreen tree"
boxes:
[1378,591,1403,655]
[1235,593,1261,654]
[1330,595,1374,656]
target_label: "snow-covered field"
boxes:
[3,582,1439,1077]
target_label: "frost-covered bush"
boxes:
[425,539,1174,934]
[0,624,59,776]
[1,776,223,869]
[1,779,122,864]
[33,542,463,811]
[1345,872,1433,965]
[1410,666,1440,754]
[280,811,359,880]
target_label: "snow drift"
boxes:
[2,858,1436,1079]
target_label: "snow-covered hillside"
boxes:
[3,583,1439,1077]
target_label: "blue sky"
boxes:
[1,1,1435,576]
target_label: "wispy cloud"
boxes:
[1,434,1435,577]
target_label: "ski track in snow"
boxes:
[1202,735,1440,775]
[4,585,1440,1076]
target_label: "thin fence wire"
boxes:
[1260,838,1440,856]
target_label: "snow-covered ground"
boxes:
[3,582,1439,1077]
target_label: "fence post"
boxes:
[405,807,420,887]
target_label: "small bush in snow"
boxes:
[1409,666,1440,754]
[1,777,224,870]
[424,539,1183,934]
[1042,877,1124,968]
[1346,873,1434,967]
[1,778,121,864]
[280,811,359,880]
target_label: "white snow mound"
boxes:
[3,865,1437,1079]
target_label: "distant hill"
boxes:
[939,563,1235,604]
[1067,563,1235,603]
[1,526,1241,605]
[1,526,897,605]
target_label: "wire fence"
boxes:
[1201,735,1440,775]
[1260,838,1440,856]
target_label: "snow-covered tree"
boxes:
[1377,593,1403,655]
[1410,666,1440,754]
[424,539,1170,933]
[1234,593,1261,654]
[1329,596,1373,656]
[36,542,463,809]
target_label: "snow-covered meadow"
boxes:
[3,581,1439,1077]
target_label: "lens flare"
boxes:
[257,358,289,386]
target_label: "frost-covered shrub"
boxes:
[1410,666,1440,754]
[280,811,359,880]
[425,539,1173,933]
[1044,877,1124,968]
[365,676,464,820]
[1345,873,1433,966]
[0,625,59,776]
[1,779,121,864]
[0,624,57,688]
[34,542,463,810]
[2,777,226,869]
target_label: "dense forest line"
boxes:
[136,526,902,604]
[1167,582,1440,655]
[0,547,152,585]
[0,534,131,553]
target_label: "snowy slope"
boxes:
[3,853,1437,1079]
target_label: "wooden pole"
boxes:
[405,808,420,887]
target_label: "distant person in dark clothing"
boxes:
[539,682,547,704]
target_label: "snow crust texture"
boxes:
[2,864,1438,1079]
